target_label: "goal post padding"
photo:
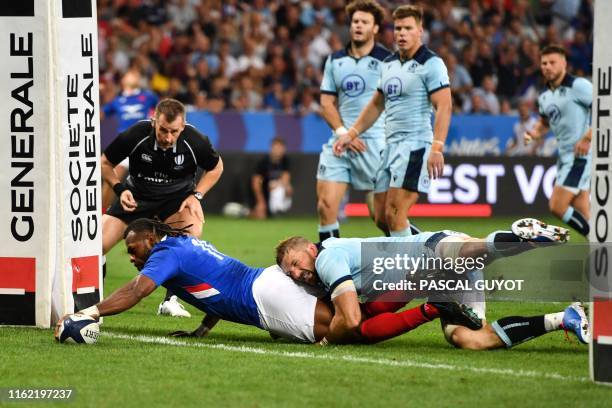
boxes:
[0,0,102,328]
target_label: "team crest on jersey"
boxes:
[368,60,379,71]
[560,87,567,96]
[546,104,562,124]
[174,154,185,165]
[406,61,419,72]
[141,153,152,163]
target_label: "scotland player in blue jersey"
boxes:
[334,5,452,238]
[74,219,332,343]
[277,218,589,348]
[316,0,389,241]
[525,45,592,237]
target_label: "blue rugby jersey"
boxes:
[103,89,159,132]
[377,45,449,143]
[537,74,592,161]
[320,44,390,139]
[141,236,264,328]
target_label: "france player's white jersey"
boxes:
[320,44,390,139]
[537,74,592,161]
[377,45,449,143]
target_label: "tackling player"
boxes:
[334,5,452,237]
[72,218,332,343]
[101,98,223,317]
[276,218,589,347]
[316,0,391,241]
[525,45,592,237]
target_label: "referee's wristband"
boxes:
[112,182,128,197]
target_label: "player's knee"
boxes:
[548,200,565,217]
[317,196,333,216]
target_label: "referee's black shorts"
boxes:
[106,190,192,224]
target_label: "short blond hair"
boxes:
[275,236,311,266]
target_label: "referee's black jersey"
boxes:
[104,120,220,199]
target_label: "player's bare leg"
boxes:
[164,208,204,239]
[571,189,590,219]
[372,191,389,236]
[550,185,590,236]
[385,188,419,236]
[445,303,589,350]
[102,214,128,254]
[316,180,347,241]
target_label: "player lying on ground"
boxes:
[74,218,332,343]
[64,218,476,344]
[276,218,589,347]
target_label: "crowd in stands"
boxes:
[98,0,593,117]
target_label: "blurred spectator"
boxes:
[250,137,292,219]
[465,75,500,114]
[96,0,593,116]
[446,53,473,111]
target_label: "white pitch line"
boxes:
[105,332,588,383]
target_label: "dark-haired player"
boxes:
[73,219,332,343]
[316,0,391,241]
[101,98,223,317]
[334,5,452,238]
[525,45,592,237]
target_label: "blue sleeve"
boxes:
[537,96,547,120]
[573,77,593,108]
[320,56,337,94]
[103,100,116,116]
[148,91,159,110]
[425,57,450,95]
[315,248,352,291]
[140,247,180,286]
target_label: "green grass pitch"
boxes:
[2,216,611,407]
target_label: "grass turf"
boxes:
[2,216,610,407]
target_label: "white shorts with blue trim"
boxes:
[317,137,385,191]
[374,139,431,194]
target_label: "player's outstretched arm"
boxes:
[321,290,364,344]
[78,274,157,319]
[333,92,384,156]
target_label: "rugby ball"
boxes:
[55,314,100,344]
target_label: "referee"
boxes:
[101,98,223,316]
